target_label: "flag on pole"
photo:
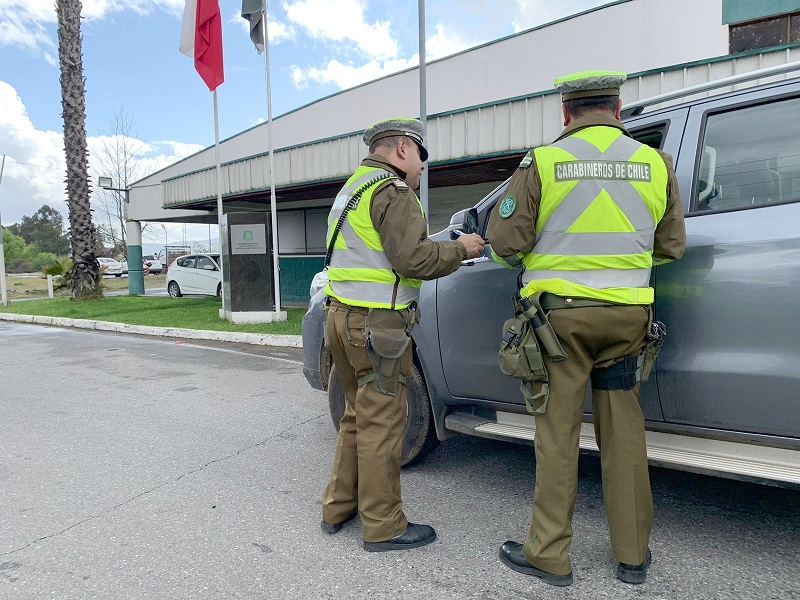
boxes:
[180,0,225,91]
[241,0,266,54]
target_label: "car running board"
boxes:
[444,410,800,488]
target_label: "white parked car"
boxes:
[97,257,123,277]
[142,255,163,274]
[119,257,151,275]
[166,253,222,297]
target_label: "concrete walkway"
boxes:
[0,312,302,348]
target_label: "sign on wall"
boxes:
[231,224,267,255]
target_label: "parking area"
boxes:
[1,322,798,600]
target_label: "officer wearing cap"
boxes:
[488,71,686,585]
[320,117,485,551]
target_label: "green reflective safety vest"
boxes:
[324,165,423,309]
[520,126,668,305]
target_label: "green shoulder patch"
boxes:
[498,194,516,218]
[518,151,533,169]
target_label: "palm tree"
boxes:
[56,0,101,299]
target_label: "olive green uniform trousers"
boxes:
[523,304,652,575]
[321,300,413,543]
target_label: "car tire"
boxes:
[168,281,182,297]
[216,283,222,297]
[327,360,440,467]
[114,274,121,277]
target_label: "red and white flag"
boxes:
[179,0,224,91]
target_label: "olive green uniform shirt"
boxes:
[362,155,468,280]
[487,114,686,264]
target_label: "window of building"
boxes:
[693,96,800,213]
[276,208,330,254]
[729,11,800,53]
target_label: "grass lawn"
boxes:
[0,294,305,336]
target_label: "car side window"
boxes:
[630,124,667,150]
[178,256,195,268]
[196,256,214,270]
[693,96,800,213]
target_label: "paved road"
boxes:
[1,322,798,600]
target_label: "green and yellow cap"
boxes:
[554,70,627,100]
[363,117,429,161]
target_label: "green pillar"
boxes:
[126,220,145,295]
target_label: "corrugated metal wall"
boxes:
[162,47,800,209]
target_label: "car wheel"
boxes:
[114,274,121,277]
[168,281,182,297]
[216,283,222,297]
[327,360,440,467]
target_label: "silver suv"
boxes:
[303,75,800,488]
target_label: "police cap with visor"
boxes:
[363,118,429,162]
[554,69,627,100]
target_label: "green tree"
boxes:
[1,228,29,268]
[8,205,70,255]
[57,0,101,299]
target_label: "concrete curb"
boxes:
[0,312,303,348]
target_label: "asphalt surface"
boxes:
[1,321,799,600]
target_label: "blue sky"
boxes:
[0,0,608,246]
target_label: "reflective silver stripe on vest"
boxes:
[328,279,420,306]
[523,267,651,289]
[524,134,656,290]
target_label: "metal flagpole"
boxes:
[263,0,282,314]
[213,90,226,313]
[418,0,428,225]
[0,154,7,306]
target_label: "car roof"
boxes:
[621,74,800,121]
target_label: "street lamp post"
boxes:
[0,154,8,306]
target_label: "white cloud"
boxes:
[0,0,185,56]
[0,81,203,227]
[283,0,398,61]
[426,23,471,60]
[290,55,418,90]
[287,20,474,91]
[230,7,295,46]
[0,81,68,225]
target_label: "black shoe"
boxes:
[498,541,574,587]
[320,511,357,535]
[363,523,436,552]
[617,548,652,584]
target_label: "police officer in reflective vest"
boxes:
[321,118,485,551]
[488,71,686,585]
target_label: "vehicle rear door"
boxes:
[655,84,800,439]
[193,255,220,294]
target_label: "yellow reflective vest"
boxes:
[324,166,423,309]
[520,126,668,305]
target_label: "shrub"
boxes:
[10,258,33,273]
[41,257,72,290]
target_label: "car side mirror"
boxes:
[447,208,479,240]
[202,264,216,271]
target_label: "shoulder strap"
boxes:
[324,172,398,268]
